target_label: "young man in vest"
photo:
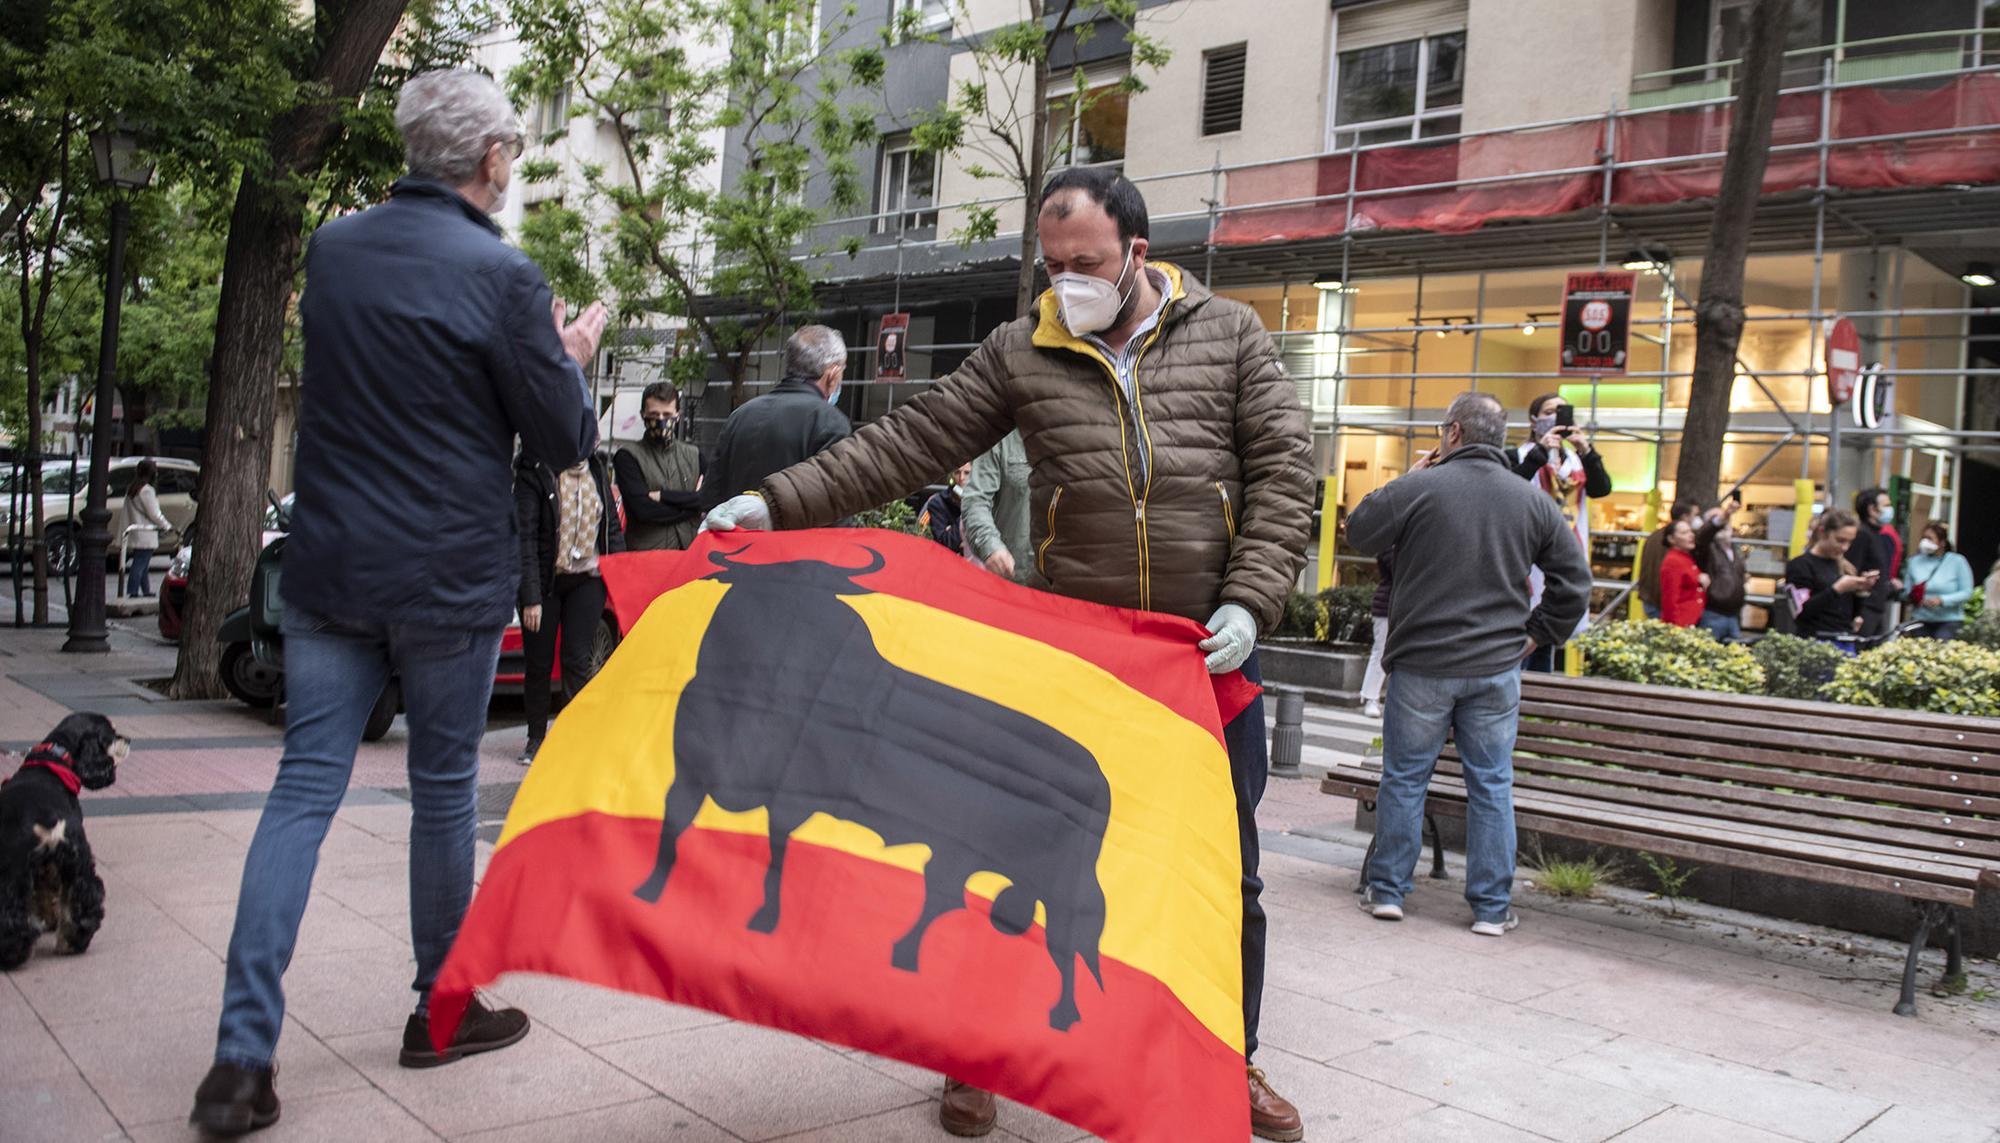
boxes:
[614,381,706,551]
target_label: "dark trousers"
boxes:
[1226,650,1268,1060]
[1523,643,1560,673]
[1859,607,1891,639]
[521,572,607,742]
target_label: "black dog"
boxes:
[634,547,1112,1031]
[0,713,127,969]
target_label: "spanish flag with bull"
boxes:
[428,529,1262,1141]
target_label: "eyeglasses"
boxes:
[497,134,525,160]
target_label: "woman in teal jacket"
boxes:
[1903,522,1975,639]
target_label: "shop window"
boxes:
[1331,30,1464,150]
[876,135,937,233]
[1202,44,1247,137]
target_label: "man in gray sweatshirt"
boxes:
[1344,391,1592,936]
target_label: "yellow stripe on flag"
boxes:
[500,580,1248,1054]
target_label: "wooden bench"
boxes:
[1320,673,2000,1015]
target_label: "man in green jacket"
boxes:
[961,430,1030,579]
[704,167,1313,1141]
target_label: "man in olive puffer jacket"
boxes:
[705,166,1314,1141]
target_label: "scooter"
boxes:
[217,495,399,741]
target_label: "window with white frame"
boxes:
[1330,29,1463,149]
[528,86,572,143]
[876,135,937,233]
[892,0,950,36]
[766,2,820,64]
[1047,63,1129,171]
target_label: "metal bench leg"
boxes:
[1424,813,1447,880]
[1941,907,1967,996]
[1894,902,1941,1017]
[1355,800,1377,894]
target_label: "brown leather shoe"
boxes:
[939,1078,998,1137]
[1249,1065,1304,1141]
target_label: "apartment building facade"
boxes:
[711,0,2000,598]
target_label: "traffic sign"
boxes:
[1826,318,1861,404]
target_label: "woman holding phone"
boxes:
[1783,509,1876,639]
[1512,394,1611,670]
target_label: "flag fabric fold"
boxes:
[430,529,1252,1141]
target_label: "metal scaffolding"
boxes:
[656,29,2000,525]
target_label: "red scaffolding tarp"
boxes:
[1214,73,2000,246]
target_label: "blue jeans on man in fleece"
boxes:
[1365,666,1522,923]
[214,605,502,1068]
[1697,609,1742,642]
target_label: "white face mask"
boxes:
[1050,244,1136,336]
[1919,539,1939,556]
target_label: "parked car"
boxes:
[158,495,289,643]
[183,492,619,696]
[1,456,200,575]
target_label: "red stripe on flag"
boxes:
[432,813,1247,1143]
[599,532,1258,741]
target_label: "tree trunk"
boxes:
[169,0,410,698]
[1675,0,1789,507]
[1015,0,1055,319]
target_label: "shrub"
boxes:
[1318,585,1375,645]
[851,498,925,535]
[1274,591,1325,639]
[1751,633,1844,701]
[1822,639,2000,717]
[1961,607,2000,652]
[1967,586,1985,624]
[1572,619,1764,695]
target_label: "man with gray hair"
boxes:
[701,324,853,510]
[1344,392,1591,938]
[191,68,607,1135]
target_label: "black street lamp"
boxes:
[63,122,154,653]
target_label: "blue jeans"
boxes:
[1366,667,1522,923]
[214,605,502,1068]
[1696,610,1742,642]
[125,548,154,596]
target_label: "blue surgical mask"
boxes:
[826,380,841,404]
[1878,505,1894,525]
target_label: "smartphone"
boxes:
[1554,405,1576,429]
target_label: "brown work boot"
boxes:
[939,1078,998,1137]
[1249,1065,1304,1141]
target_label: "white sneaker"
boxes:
[1357,889,1403,921]
[1470,913,1520,937]
[1362,700,1383,719]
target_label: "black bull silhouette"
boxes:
[632,547,1114,1031]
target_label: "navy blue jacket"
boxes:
[283,178,597,628]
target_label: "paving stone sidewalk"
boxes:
[3,621,1997,1142]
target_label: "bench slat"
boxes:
[1436,751,2000,854]
[1497,732,2000,816]
[1448,775,1989,882]
[1326,767,1989,881]
[1518,701,2000,774]
[1320,772,1979,906]
[1521,676,2000,748]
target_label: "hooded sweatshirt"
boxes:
[1345,442,1593,677]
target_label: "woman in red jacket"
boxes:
[1659,518,1709,627]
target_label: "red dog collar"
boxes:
[16,742,82,796]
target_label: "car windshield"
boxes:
[0,461,80,494]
